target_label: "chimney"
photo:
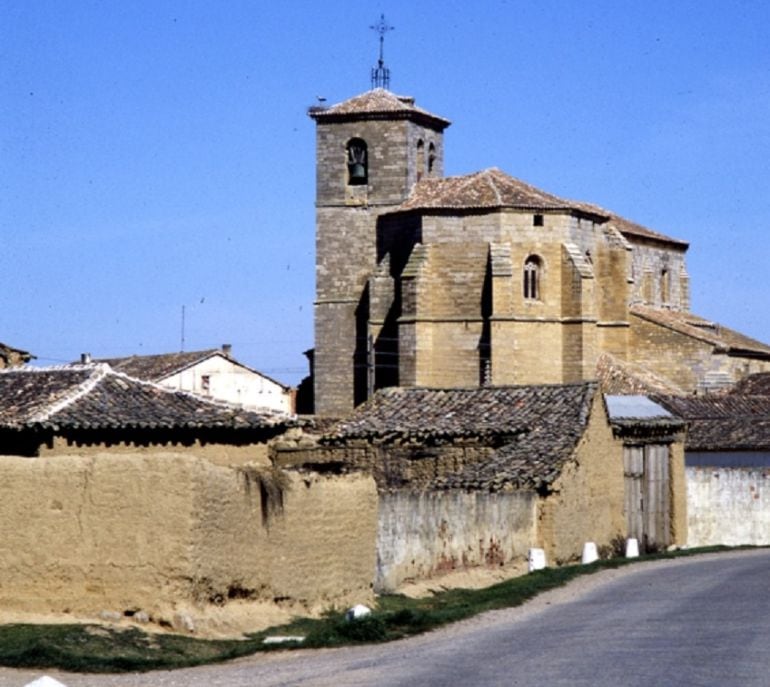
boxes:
[221,344,232,357]
[81,353,92,364]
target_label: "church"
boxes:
[308,88,770,417]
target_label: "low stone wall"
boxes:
[687,466,770,546]
[0,452,377,622]
[376,490,537,592]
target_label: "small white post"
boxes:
[581,542,599,564]
[625,538,640,558]
[528,547,547,572]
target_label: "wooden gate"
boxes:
[624,444,671,551]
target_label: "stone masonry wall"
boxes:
[314,116,444,415]
[628,240,688,310]
[628,314,768,392]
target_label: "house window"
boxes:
[523,255,542,300]
[201,375,211,392]
[416,139,425,181]
[533,214,544,227]
[347,138,368,186]
[428,142,436,175]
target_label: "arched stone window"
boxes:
[523,255,542,300]
[416,139,425,181]
[347,138,368,186]
[428,142,436,175]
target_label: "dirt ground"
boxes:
[0,561,530,639]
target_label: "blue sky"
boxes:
[3,1,769,385]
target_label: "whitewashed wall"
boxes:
[687,464,770,546]
[376,490,537,592]
[162,354,292,413]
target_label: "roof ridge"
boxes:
[0,363,95,375]
[28,364,111,423]
[484,169,504,205]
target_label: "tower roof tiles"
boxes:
[308,88,450,129]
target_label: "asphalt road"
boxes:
[4,549,770,687]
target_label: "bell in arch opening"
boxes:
[347,138,368,186]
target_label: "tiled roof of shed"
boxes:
[656,375,770,450]
[397,168,603,215]
[0,365,292,432]
[631,306,770,358]
[308,89,450,129]
[326,382,598,490]
[731,373,770,395]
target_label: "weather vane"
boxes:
[370,13,394,89]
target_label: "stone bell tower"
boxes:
[309,90,450,416]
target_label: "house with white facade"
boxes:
[81,345,294,413]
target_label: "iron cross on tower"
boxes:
[370,13,394,89]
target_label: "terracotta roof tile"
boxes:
[733,373,770,395]
[656,379,770,451]
[93,349,221,382]
[575,203,689,248]
[309,88,450,129]
[0,365,294,431]
[596,353,686,395]
[325,382,598,490]
[397,168,599,214]
[396,170,687,248]
[83,349,291,391]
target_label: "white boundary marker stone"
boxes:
[345,604,372,621]
[262,635,305,645]
[528,548,547,572]
[581,542,599,564]
[24,677,68,687]
[625,538,640,558]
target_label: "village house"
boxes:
[308,88,770,416]
[655,373,770,547]
[0,364,376,631]
[83,345,294,413]
[276,382,686,590]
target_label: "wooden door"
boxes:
[623,444,671,552]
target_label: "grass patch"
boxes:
[0,545,750,673]
[0,624,264,673]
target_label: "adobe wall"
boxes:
[669,442,688,545]
[41,436,271,467]
[0,452,377,624]
[376,490,536,591]
[686,466,770,546]
[538,394,626,564]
